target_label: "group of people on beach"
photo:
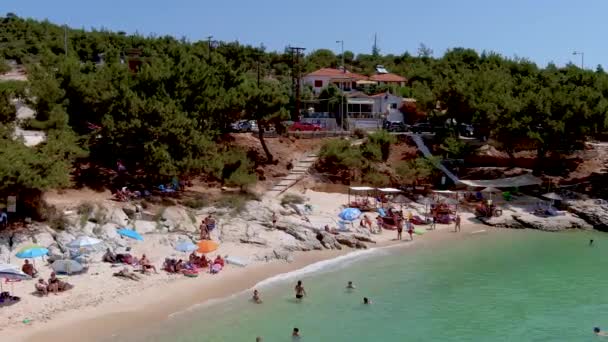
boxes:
[251,279,371,340]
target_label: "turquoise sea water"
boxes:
[122,230,608,341]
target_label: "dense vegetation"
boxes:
[2,14,608,210]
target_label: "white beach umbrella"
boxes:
[67,236,102,249]
[51,259,84,275]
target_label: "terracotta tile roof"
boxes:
[369,73,407,82]
[305,68,369,81]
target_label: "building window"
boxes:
[391,103,398,109]
[314,80,323,88]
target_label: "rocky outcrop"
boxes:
[336,235,368,249]
[568,200,608,232]
[161,207,197,233]
[512,212,592,231]
[133,220,158,234]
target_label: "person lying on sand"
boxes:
[252,289,262,304]
[113,267,142,281]
[35,278,48,296]
[140,254,158,274]
[22,259,37,277]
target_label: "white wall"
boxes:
[302,75,332,94]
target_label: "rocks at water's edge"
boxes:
[568,200,608,232]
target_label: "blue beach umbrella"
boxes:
[339,208,362,221]
[16,246,49,259]
[117,228,144,241]
[175,241,197,253]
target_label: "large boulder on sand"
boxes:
[55,231,75,251]
[161,207,197,233]
[133,220,158,234]
[512,212,592,231]
[31,231,56,248]
[107,206,130,226]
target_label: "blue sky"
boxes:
[5,0,607,68]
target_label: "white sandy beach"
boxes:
[1,190,491,342]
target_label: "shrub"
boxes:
[182,195,208,209]
[215,193,259,213]
[76,201,95,228]
[48,208,68,231]
[353,128,366,139]
[362,169,390,187]
[367,130,396,161]
[281,193,305,206]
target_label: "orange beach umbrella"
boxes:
[197,240,219,254]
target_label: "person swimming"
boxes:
[590,239,595,246]
[363,297,372,304]
[595,327,608,336]
[292,327,301,339]
[346,281,355,289]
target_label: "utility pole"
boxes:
[336,40,345,131]
[288,46,306,121]
[64,25,68,57]
[573,51,584,69]
[207,35,213,62]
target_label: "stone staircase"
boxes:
[268,152,319,195]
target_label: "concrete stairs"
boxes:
[268,152,319,195]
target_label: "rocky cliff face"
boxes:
[568,200,608,232]
[0,198,374,264]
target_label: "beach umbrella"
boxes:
[175,241,198,253]
[339,208,362,221]
[67,236,102,250]
[542,192,563,201]
[51,259,84,275]
[16,246,48,259]
[481,187,501,202]
[0,270,30,281]
[0,263,19,273]
[117,228,144,241]
[197,240,219,254]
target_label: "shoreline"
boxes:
[7,219,497,342]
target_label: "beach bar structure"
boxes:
[377,188,402,208]
[348,186,376,211]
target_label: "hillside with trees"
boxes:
[2,14,608,212]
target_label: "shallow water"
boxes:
[121,229,608,341]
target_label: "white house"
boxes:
[302,68,369,95]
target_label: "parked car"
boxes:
[459,123,475,137]
[383,121,408,132]
[289,121,322,132]
[231,120,257,132]
[411,122,433,133]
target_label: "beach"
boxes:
[1,189,490,342]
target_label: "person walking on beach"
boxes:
[455,215,461,232]
[407,220,414,241]
[431,216,436,230]
[295,280,306,301]
[396,218,403,240]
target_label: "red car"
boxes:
[289,121,322,132]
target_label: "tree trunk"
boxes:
[257,120,273,163]
[533,146,547,176]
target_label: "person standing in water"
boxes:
[346,281,356,289]
[295,280,306,301]
[590,239,594,246]
[252,289,262,303]
[292,328,301,338]
[363,297,372,304]
[455,215,461,232]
